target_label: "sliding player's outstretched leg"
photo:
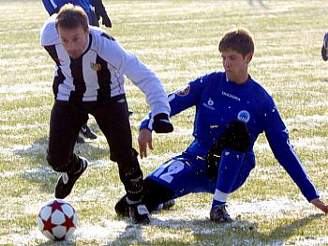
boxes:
[115,177,175,218]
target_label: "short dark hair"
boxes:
[55,4,89,32]
[218,28,254,57]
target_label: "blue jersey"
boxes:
[42,0,92,16]
[142,71,319,202]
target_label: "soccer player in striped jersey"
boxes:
[40,4,173,224]
[115,28,328,223]
[42,0,112,142]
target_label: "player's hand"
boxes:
[138,128,153,159]
[310,198,328,214]
[152,113,173,133]
[102,15,112,28]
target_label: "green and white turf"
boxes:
[0,0,328,245]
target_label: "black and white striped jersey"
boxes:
[40,16,170,116]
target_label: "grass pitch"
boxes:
[0,0,328,245]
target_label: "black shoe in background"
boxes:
[80,124,97,140]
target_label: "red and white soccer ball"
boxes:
[37,199,78,241]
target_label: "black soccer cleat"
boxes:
[129,203,150,224]
[80,124,97,140]
[209,204,233,223]
[115,196,150,224]
[115,196,129,218]
[55,157,88,199]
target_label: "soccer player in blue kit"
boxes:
[115,28,328,223]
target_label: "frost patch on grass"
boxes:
[0,230,45,246]
[75,220,129,241]
[293,237,328,246]
[13,143,47,155]
[154,198,318,223]
[287,114,328,125]
[70,187,112,202]
[254,137,328,151]
[292,137,328,151]
[0,143,49,158]
[0,146,15,156]
[0,94,30,102]
[0,82,50,93]
[229,198,314,218]
[0,166,52,178]
[0,123,47,130]
[0,198,325,245]
[0,157,117,179]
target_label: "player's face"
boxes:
[58,26,89,59]
[221,49,252,84]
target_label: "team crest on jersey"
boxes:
[203,97,215,110]
[90,63,102,71]
[176,85,190,96]
[237,110,250,123]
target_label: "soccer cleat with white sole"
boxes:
[55,157,88,199]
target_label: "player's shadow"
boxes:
[263,213,324,241]
[14,125,109,195]
[105,223,147,246]
[189,213,324,244]
[104,218,196,246]
[33,212,324,245]
[106,213,324,245]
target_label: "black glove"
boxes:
[219,120,250,152]
[206,120,250,179]
[102,15,112,28]
[152,113,173,133]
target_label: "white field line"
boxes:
[1,197,327,245]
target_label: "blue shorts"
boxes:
[147,152,255,199]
